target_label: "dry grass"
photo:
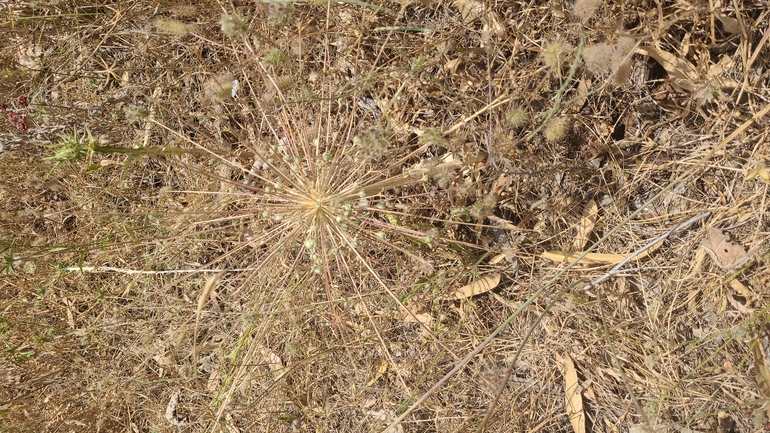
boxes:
[1,0,770,432]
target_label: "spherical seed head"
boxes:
[353,127,388,161]
[125,104,150,123]
[419,128,444,145]
[573,0,602,21]
[263,49,287,67]
[543,117,571,143]
[203,74,235,102]
[220,13,247,37]
[583,43,615,75]
[470,194,497,220]
[505,107,529,129]
[543,41,564,69]
[432,167,456,189]
[266,1,294,25]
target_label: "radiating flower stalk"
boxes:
[162,36,475,309]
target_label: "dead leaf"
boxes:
[704,55,740,90]
[729,279,753,298]
[751,336,770,398]
[487,214,519,231]
[635,43,700,92]
[701,227,760,270]
[366,361,388,387]
[165,389,186,427]
[490,175,509,197]
[440,273,500,300]
[726,293,751,314]
[207,360,221,393]
[258,346,285,380]
[450,0,507,38]
[746,163,769,182]
[444,57,463,74]
[714,9,740,35]
[635,43,739,93]
[402,311,434,325]
[573,199,598,251]
[560,355,586,433]
[490,252,507,264]
[366,410,404,433]
[542,240,663,265]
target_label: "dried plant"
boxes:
[573,0,602,21]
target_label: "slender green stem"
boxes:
[526,32,586,141]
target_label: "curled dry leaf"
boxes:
[725,293,751,314]
[573,199,598,251]
[635,43,739,93]
[542,240,663,265]
[635,43,699,92]
[714,9,740,35]
[440,273,500,300]
[559,354,586,433]
[366,361,389,387]
[701,227,760,270]
[746,163,769,182]
[751,336,770,398]
[165,389,186,427]
[729,279,753,298]
[259,346,285,380]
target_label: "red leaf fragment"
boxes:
[8,112,28,132]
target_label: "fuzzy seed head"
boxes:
[583,43,615,75]
[419,128,444,145]
[613,60,632,85]
[125,104,150,123]
[263,48,287,67]
[573,0,602,21]
[266,2,294,26]
[543,41,565,69]
[432,167,456,189]
[543,117,571,143]
[615,36,636,58]
[220,13,247,37]
[505,107,529,129]
[203,73,236,103]
[423,228,443,247]
[353,127,388,161]
[470,195,497,220]
[155,19,190,35]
